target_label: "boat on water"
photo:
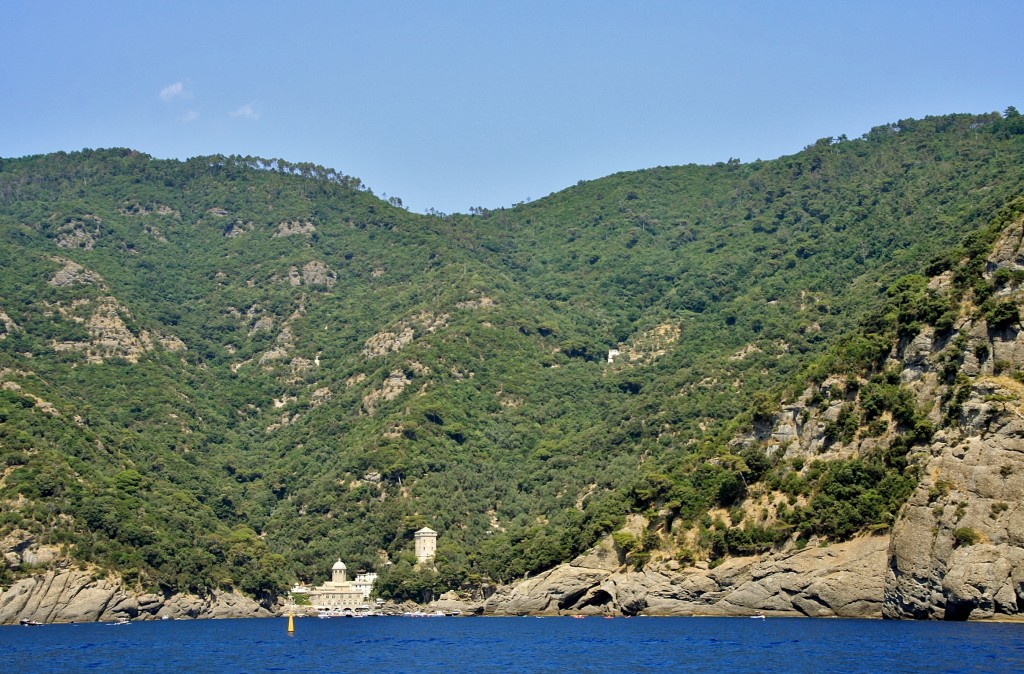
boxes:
[317,608,346,619]
[20,618,43,626]
[318,605,376,618]
[403,610,446,618]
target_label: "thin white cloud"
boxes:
[182,110,199,123]
[229,103,259,120]
[159,81,191,102]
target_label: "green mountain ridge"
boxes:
[1,110,1023,604]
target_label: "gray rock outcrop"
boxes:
[484,534,888,618]
[884,380,1024,619]
[882,222,1024,620]
[0,567,271,624]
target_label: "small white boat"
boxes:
[318,609,344,619]
[403,610,446,618]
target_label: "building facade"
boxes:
[307,559,376,610]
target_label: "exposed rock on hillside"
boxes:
[39,259,167,363]
[289,260,336,287]
[883,224,1024,619]
[120,202,179,219]
[362,370,413,416]
[363,327,414,358]
[256,309,308,369]
[0,381,60,416]
[456,296,496,310]
[158,334,187,352]
[988,220,1024,271]
[54,216,101,250]
[143,224,168,242]
[362,312,449,358]
[0,308,18,339]
[48,257,106,287]
[272,220,316,237]
[50,296,153,363]
[224,221,248,238]
[248,313,274,335]
[82,298,152,363]
[608,323,680,366]
[310,386,332,407]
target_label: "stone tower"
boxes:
[414,527,437,564]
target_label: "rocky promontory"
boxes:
[884,377,1024,620]
[0,566,271,624]
[481,534,886,618]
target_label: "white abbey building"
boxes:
[307,559,378,610]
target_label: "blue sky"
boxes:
[3,1,1021,214]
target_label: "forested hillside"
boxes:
[2,110,1023,604]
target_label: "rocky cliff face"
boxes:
[0,530,272,624]
[0,566,272,624]
[884,383,1024,619]
[484,370,1024,620]
[882,222,1024,620]
[483,534,888,617]
[488,366,1023,621]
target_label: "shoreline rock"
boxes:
[0,567,271,625]
[482,534,889,618]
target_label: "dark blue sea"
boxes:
[2,615,1022,673]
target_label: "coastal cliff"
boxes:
[0,565,271,624]
[882,220,1024,619]
[884,382,1024,619]
[482,534,887,617]
[482,383,1024,621]
[483,218,1024,621]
